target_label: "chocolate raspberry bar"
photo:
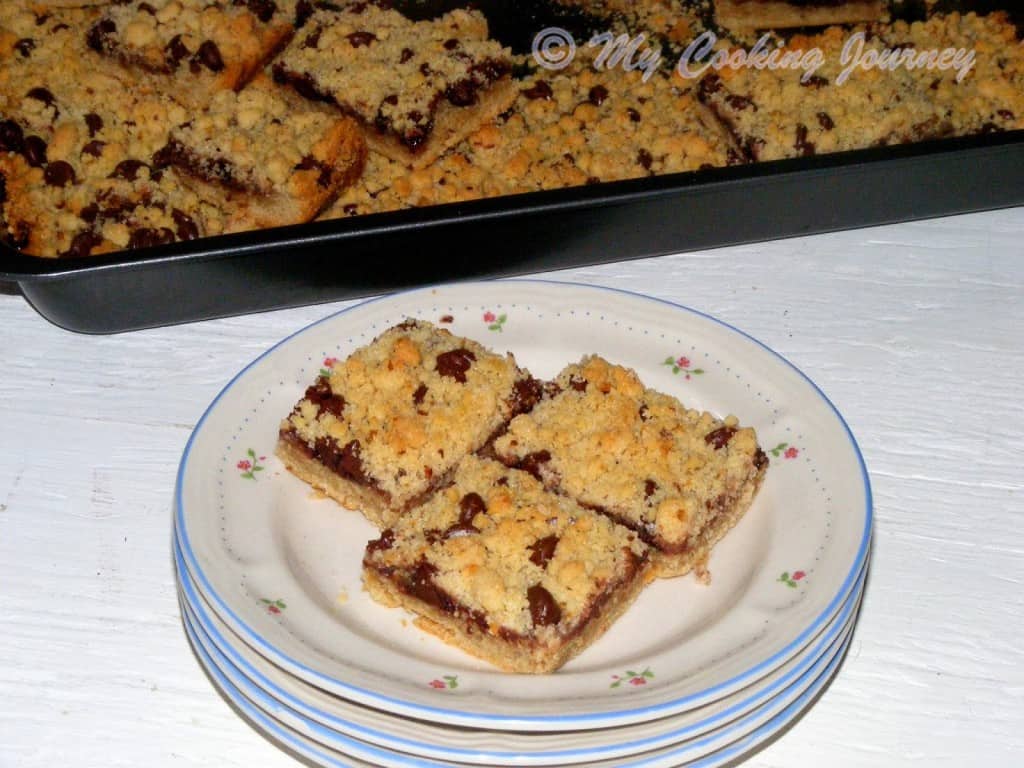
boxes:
[85,0,297,92]
[276,320,542,529]
[362,455,652,673]
[493,356,768,579]
[876,11,1024,138]
[696,26,955,162]
[0,8,222,256]
[715,0,886,31]
[320,45,740,219]
[272,3,516,168]
[153,74,365,229]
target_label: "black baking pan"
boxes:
[3,130,1022,333]
[2,0,1023,333]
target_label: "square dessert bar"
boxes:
[276,320,542,529]
[153,74,366,229]
[715,0,885,31]
[272,2,516,168]
[696,26,956,162]
[493,356,769,578]
[85,0,297,92]
[362,455,652,673]
[0,8,222,256]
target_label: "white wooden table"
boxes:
[2,208,1022,767]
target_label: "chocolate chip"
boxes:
[302,28,322,49]
[109,159,148,181]
[794,124,815,157]
[342,203,358,216]
[347,30,377,47]
[725,94,754,111]
[85,113,104,138]
[44,161,75,187]
[527,584,561,626]
[528,535,558,568]
[435,348,476,383]
[569,375,588,392]
[802,75,829,89]
[439,314,454,324]
[195,40,224,72]
[304,377,346,419]
[817,111,835,131]
[14,39,35,57]
[295,154,333,187]
[383,94,399,106]
[87,19,116,53]
[62,229,103,258]
[627,107,641,122]
[445,78,478,107]
[697,74,722,100]
[637,148,653,170]
[644,479,658,499]
[26,87,57,114]
[998,109,1015,120]
[412,383,428,405]
[22,136,47,167]
[127,227,175,250]
[638,404,650,421]
[588,85,609,106]
[238,0,278,23]
[458,492,486,528]
[443,38,460,50]
[165,34,190,68]
[314,437,371,484]
[295,0,314,26]
[511,377,544,414]
[753,448,769,471]
[517,450,551,481]
[0,120,25,152]
[399,47,414,63]
[79,203,99,223]
[704,426,737,450]
[521,80,553,100]
[366,529,395,555]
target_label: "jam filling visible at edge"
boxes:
[365,549,646,645]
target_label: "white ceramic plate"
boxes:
[175,280,872,730]
[176,536,866,765]
[181,598,855,768]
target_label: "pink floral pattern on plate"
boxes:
[238,449,266,480]
[778,570,806,588]
[483,311,507,332]
[428,675,459,690]
[662,355,704,380]
[320,357,338,377]
[610,667,654,688]
[770,442,800,460]
[260,598,287,614]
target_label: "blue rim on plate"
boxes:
[175,279,873,729]
[175,535,866,765]
[181,590,856,768]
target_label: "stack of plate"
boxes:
[173,280,872,768]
